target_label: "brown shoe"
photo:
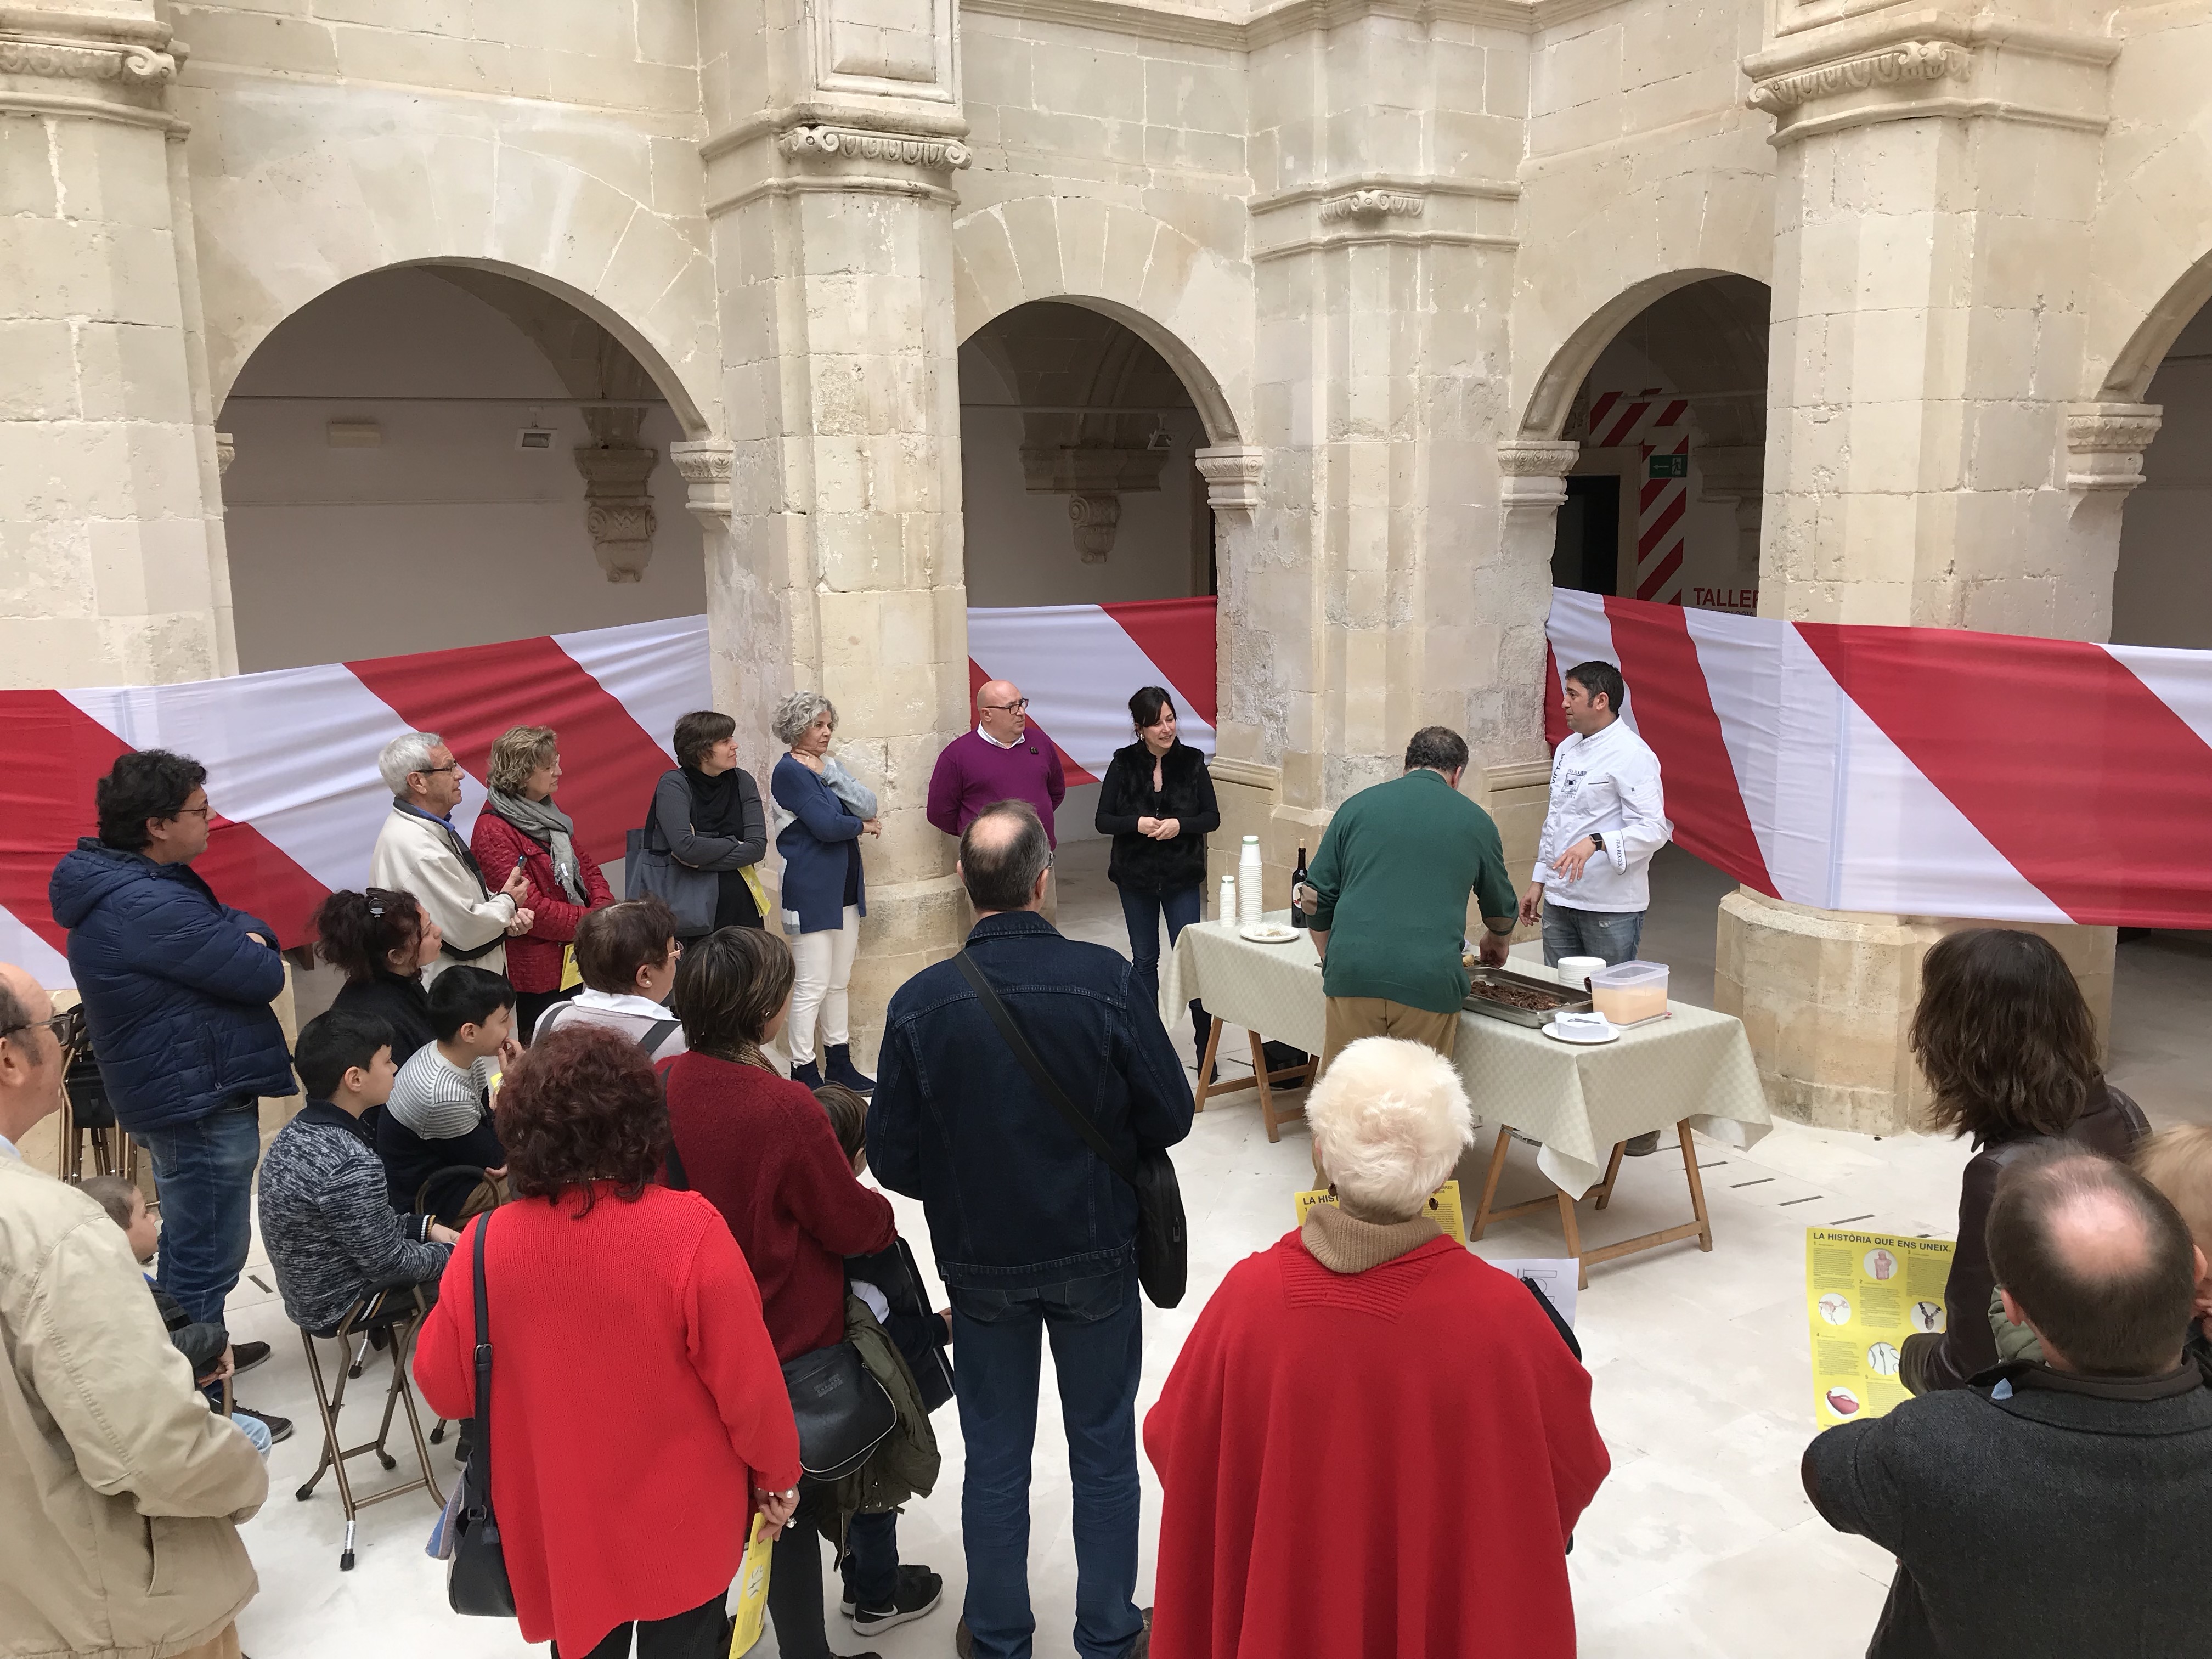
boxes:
[955,1618,973,1658]
[1126,1606,1153,1657]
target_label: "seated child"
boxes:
[80,1175,287,1452]
[377,966,516,1222]
[262,1010,459,1338]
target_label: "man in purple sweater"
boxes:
[927,679,1067,848]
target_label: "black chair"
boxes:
[54,1006,139,1184]
[294,1284,444,1571]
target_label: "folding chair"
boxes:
[294,1284,444,1570]
[53,1007,140,1186]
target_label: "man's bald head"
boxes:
[975,679,1029,745]
[0,962,64,1144]
[1989,1148,2197,1376]
[959,800,1050,915]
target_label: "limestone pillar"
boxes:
[1,5,238,687]
[1727,15,2125,1130]
[699,0,970,1057]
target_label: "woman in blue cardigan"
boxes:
[771,691,881,1091]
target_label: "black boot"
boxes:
[791,1059,824,1089]
[1190,1005,1217,1085]
[825,1043,876,1093]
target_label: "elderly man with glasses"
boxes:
[48,750,298,1438]
[369,731,534,987]
[927,679,1068,854]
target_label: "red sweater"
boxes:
[1144,1233,1610,1659]
[414,1186,800,1656]
[469,809,615,992]
[660,1052,897,1359]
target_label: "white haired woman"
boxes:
[770,692,881,1092]
[1144,1038,1609,1659]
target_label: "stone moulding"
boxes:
[1497,438,1579,509]
[670,438,736,531]
[2063,402,2163,494]
[1195,445,1265,513]
[778,124,973,171]
[1746,41,1959,111]
[0,36,176,84]
[1318,188,1424,222]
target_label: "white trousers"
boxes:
[788,905,860,1065]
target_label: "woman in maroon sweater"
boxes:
[663,927,943,1654]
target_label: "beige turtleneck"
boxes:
[1300,1199,1443,1274]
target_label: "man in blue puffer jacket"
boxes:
[48,751,297,1347]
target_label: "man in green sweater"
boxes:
[1304,726,1520,1085]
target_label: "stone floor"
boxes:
[221,839,2211,1657]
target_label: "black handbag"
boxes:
[447,1212,516,1617]
[953,951,1187,1309]
[661,1108,897,1482]
[624,774,719,936]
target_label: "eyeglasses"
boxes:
[982,698,1030,713]
[174,804,213,820]
[412,764,461,778]
[0,1011,75,1048]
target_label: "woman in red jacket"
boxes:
[414,1024,800,1659]
[471,724,614,1039]
[663,926,943,1656]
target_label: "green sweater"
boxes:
[1307,768,1519,1015]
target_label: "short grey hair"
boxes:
[378,731,445,795]
[1307,1038,1474,1222]
[772,692,836,747]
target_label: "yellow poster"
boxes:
[1805,1227,1954,1429]
[1295,1180,1466,1246]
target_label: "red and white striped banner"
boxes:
[1544,589,2212,929]
[2,599,1218,985]
[1585,389,1691,604]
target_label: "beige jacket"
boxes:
[0,1152,266,1659]
[369,804,514,984]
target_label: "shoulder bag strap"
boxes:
[638,1019,681,1054]
[469,1211,494,1503]
[953,949,1138,1188]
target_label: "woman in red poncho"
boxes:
[1144,1036,1610,1659]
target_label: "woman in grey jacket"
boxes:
[646,709,769,942]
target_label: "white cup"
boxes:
[1556,955,1606,989]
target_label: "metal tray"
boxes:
[1460,964,1595,1028]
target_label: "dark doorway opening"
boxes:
[1552,474,1620,596]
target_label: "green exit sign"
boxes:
[1648,453,1689,479]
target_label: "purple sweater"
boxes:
[927,729,1067,847]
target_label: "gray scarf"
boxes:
[488,790,586,904]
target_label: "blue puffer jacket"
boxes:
[49,839,297,1134]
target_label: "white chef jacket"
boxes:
[1531,719,1671,913]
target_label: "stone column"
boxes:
[1,5,237,687]
[1725,17,2124,1130]
[699,0,970,1057]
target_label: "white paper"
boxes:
[1480,1256,1579,1329]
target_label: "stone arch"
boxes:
[1516,268,1751,439]
[952,196,1251,447]
[2097,245,2212,404]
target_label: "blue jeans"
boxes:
[231,1408,273,1458]
[1541,902,1644,968]
[136,1098,260,1327]
[1119,884,1206,1042]
[842,1508,900,1609]
[952,1266,1144,1659]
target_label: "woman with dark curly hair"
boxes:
[413,1025,802,1658]
[316,887,443,1066]
[1898,927,2149,1395]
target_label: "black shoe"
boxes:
[233,1406,292,1445]
[825,1043,876,1093]
[791,1059,824,1089]
[956,1620,973,1658]
[1623,1131,1663,1157]
[847,1565,943,1634]
[231,1340,272,1373]
[1127,1606,1153,1658]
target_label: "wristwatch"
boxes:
[1589,832,1606,851]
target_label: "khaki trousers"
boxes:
[1313,997,1462,1180]
[174,1626,242,1659]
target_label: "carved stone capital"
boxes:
[1318,188,1423,223]
[575,420,659,582]
[777,123,972,171]
[214,432,235,477]
[1497,439,1580,510]
[1747,41,1959,112]
[0,34,177,87]
[1069,493,1120,562]
[2064,402,2163,494]
[670,437,735,532]
[1194,445,1264,514]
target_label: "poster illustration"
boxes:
[1807,1228,1955,1427]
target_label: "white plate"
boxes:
[1542,1019,1620,1046]
[1239,923,1300,944]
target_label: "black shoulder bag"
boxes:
[447,1211,516,1616]
[953,950,1187,1309]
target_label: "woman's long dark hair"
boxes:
[669,926,796,1070]
[1909,928,2104,1143]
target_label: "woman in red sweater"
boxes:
[1146,1037,1611,1659]
[471,724,615,1039]
[414,1024,800,1659]
[664,927,943,1655]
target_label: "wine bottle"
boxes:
[1290,844,1310,928]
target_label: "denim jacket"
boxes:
[869,911,1194,1289]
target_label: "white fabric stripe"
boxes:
[549,615,707,762]
[1543,591,1632,733]
[2,910,74,989]
[966,605,1216,779]
[2104,641,2212,754]
[1680,608,1798,899]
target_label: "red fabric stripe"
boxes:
[1797,624,2212,926]
[1098,597,1219,726]
[1637,542,1684,602]
[1638,490,1687,558]
[346,637,675,868]
[1598,400,1651,450]
[1601,599,1778,896]
[1587,391,1620,432]
[1655,400,1688,427]
[963,659,1095,787]
[1542,644,1567,752]
[1639,475,1668,514]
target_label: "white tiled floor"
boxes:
[221,839,2211,1657]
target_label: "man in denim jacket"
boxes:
[871,800,1193,1659]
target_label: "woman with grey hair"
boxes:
[770,692,881,1092]
[1144,1037,1609,1658]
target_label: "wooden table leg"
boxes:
[1249,1030,1279,1143]
[1678,1119,1713,1250]
[1194,1017,1225,1111]
[1593,1141,1628,1211]
[1555,1188,1587,1288]
[1469,1126,1514,1240]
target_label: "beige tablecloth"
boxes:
[1163,916,1771,1198]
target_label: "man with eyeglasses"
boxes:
[927,679,1068,856]
[369,730,534,987]
[48,749,298,1437]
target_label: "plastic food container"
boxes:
[1590,960,1669,1024]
